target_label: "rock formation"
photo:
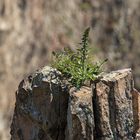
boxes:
[92,69,134,139]
[1,0,140,139]
[66,87,94,140]
[10,66,69,140]
[10,67,140,140]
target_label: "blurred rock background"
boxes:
[0,0,140,139]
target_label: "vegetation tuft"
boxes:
[52,27,107,88]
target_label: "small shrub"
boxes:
[52,27,107,88]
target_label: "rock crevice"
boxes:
[10,67,140,140]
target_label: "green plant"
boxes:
[52,27,107,88]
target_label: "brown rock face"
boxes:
[10,67,140,140]
[10,66,69,140]
[1,0,140,139]
[132,89,140,139]
[93,69,134,139]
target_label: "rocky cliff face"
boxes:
[10,67,140,140]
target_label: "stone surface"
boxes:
[65,87,94,140]
[92,69,134,139]
[10,66,69,140]
[11,67,140,140]
[1,1,140,139]
[132,88,140,139]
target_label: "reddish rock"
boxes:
[93,69,134,139]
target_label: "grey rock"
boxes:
[11,66,69,140]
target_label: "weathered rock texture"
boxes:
[11,67,140,140]
[10,66,69,140]
[1,0,140,139]
[132,89,140,139]
[93,69,135,139]
[66,87,94,140]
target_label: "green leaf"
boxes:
[51,28,107,89]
